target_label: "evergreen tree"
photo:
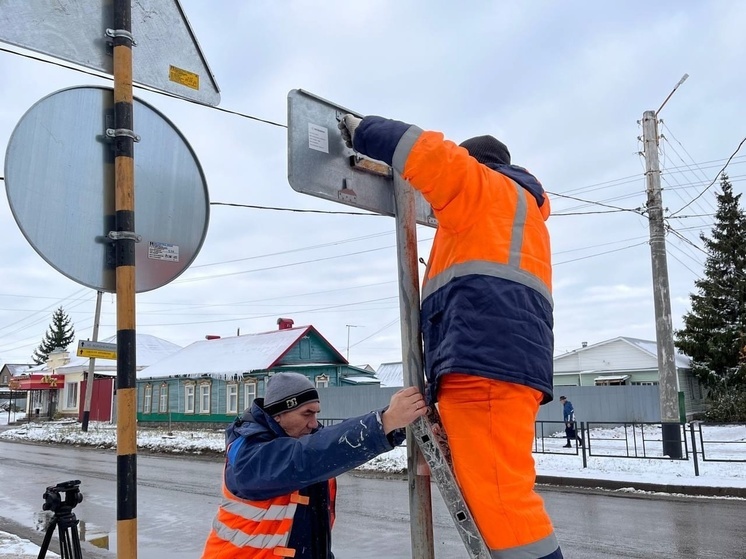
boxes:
[674,175,746,393]
[32,307,75,364]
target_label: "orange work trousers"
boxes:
[437,373,555,551]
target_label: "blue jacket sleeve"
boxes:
[225,411,404,500]
[353,116,411,166]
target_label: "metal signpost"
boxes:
[288,90,490,559]
[1,2,217,557]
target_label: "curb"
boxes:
[536,475,746,498]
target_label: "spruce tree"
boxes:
[675,175,746,394]
[32,307,76,364]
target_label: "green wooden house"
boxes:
[136,318,378,427]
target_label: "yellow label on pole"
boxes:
[169,65,200,90]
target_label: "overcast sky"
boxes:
[1,1,745,371]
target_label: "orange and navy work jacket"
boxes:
[354,117,554,404]
[202,478,336,558]
[202,399,403,558]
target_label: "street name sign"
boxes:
[78,340,118,360]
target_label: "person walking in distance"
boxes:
[339,115,563,559]
[560,395,582,448]
[201,372,427,558]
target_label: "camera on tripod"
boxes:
[38,480,84,559]
[42,480,83,513]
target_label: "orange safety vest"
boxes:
[201,478,337,558]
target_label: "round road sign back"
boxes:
[4,86,209,293]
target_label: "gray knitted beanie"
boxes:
[264,372,319,416]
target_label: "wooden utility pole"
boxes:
[112,0,139,556]
[81,290,103,432]
[641,110,683,459]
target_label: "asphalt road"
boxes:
[0,439,744,558]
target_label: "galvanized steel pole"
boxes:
[393,173,435,559]
[112,0,138,556]
[642,110,683,459]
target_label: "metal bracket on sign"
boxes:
[105,129,141,142]
[105,28,137,46]
[107,231,142,243]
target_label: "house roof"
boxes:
[376,361,404,387]
[341,376,380,385]
[555,336,691,368]
[3,364,34,376]
[24,334,182,375]
[137,326,339,379]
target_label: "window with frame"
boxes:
[244,381,257,411]
[143,384,152,413]
[159,383,169,413]
[65,382,78,409]
[227,383,238,414]
[199,383,211,414]
[315,375,329,389]
[185,384,195,414]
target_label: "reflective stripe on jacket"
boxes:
[354,117,554,404]
[202,399,403,558]
[202,478,337,558]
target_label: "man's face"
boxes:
[274,401,321,438]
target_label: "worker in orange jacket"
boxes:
[339,115,562,559]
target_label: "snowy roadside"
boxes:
[1,415,744,492]
[0,530,58,559]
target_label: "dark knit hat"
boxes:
[459,135,511,166]
[264,372,320,416]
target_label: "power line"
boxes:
[670,136,746,217]
[0,45,286,128]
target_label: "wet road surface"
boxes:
[0,440,744,558]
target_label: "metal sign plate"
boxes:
[77,340,118,360]
[4,85,210,293]
[0,0,220,105]
[287,89,436,227]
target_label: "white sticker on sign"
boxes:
[308,123,329,153]
[148,241,180,262]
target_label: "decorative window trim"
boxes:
[226,383,238,414]
[198,382,211,415]
[159,383,169,413]
[143,384,152,414]
[184,383,195,414]
[243,380,257,412]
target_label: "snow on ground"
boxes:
[1,417,744,489]
[0,530,58,559]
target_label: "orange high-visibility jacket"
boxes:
[202,400,403,558]
[202,478,336,558]
[354,117,554,404]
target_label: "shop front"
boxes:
[8,374,64,418]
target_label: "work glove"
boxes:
[338,114,362,149]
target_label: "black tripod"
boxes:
[37,480,84,559]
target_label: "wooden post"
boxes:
[81,290,103,432]
[112,1,138,556]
